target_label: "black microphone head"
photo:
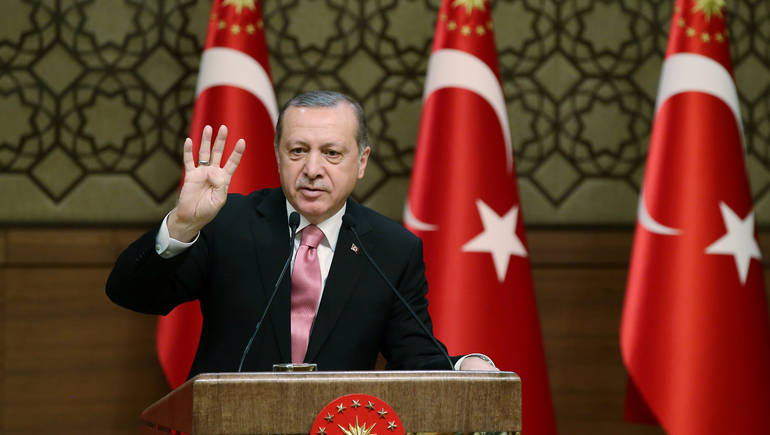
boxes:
[342,214,356,230]
[289,211,300,229]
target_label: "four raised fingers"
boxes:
[183,124,244,177]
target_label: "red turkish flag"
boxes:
[621,1,770,432]
[156,0,279,388]
[404,1,556,434]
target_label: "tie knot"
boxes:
[301,225,325,248]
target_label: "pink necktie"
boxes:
[290,225,325,363]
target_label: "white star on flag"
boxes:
[462,199,527,282]
[705,201,762,285]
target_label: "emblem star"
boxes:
[366,401,375,411]
[462,199,527,282]
[452,0,486,14]
[692,0,725,21]
[325,413,334,422]
[377,408,388,419]
[705,202,762,285]
[222,0,256,14]
[318,427,327,435]
[338,417,376,435]
[337,403,346,413]
[351,399,361,408]
[387,421,398,431]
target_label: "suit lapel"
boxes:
[252,189,292,363]
[305,200,370,362]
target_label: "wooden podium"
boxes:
[140,371,521,434]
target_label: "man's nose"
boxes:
[302,151,323,177]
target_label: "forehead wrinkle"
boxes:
[279,105,359,151]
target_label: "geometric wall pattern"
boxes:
[1,0,769,225]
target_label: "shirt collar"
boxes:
[285,201,346,252]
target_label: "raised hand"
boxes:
[168,125,246,242]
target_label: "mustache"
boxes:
[296,178,330,191]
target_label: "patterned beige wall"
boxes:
[1,0,769,225]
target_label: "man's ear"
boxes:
[357,146,371,179]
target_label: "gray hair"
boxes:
[273,90,370,155]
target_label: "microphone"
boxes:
[341,214,454,370]
[238,211,301,372]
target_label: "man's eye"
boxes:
[290,148,305,154]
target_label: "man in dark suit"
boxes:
[107,91,495,377]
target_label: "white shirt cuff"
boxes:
[454,353,496,370]
[155,211,199,259]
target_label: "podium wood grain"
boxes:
[141,371,521,434]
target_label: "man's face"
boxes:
[276,104,370,224]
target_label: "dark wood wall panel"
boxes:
[5,227,768,434]
[3,264,167,434]
[529,230,633,266]
[1,228,168,435]
[3,229,140,265]
[534,267,660,434]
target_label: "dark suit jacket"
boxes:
[106,188,456,378]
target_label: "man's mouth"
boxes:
[298,186,327,197]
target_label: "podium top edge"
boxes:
[187,370,520,384]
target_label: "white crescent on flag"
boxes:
[654,53,742,135]
[422,48,513,172]
[639,52,741,235]
[638,190,681,236]
[195,46,279,126]
[405,48,513,232]
[404,202,438,231]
